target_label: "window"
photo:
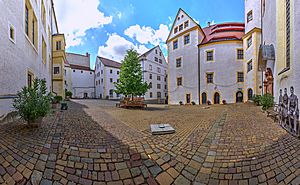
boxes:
[149,65,152,71]
[150,92,153,98]
[54,67,60,74]
[237,72,244,82]
[109,90,114,98]
[157,67,161,73]
[117,79,120,83]
[184,21,189,28]
[101,79,103,83]
[160,52,162,56]
[110,69,113,74]
[42,37,47,64]
[90,72,92,75]
[41,0,46,29]
[155,57,158,62]
[173,40,178,50]
[165,85,167,89]
[164,77,167,82]
[117,71,120,75]
[110,78,113,83]
[174,27,178,34]
[247,36,252,48]
[157,76,161,81]
[176,58,182,68]
[73,70,75,72]
[177,77,182,86]
[56,41,61,50]
[184,34,190,45]
[9,24,15,43]
[81,71,83,73]
[286,0,291,68]
[155,50,158,54]
[247,60,253,72]
[101,70,103,74]
[206,73,213,84]
[27,72,33,87]
[149,82,152,88]
[157,92,161,99]
[25,5,29,36]
[149,74,152,79]
[206,51,214,61]
[237,49,244,60]
[247,10,253,23]
[159,59,162,64]
[179,24,183,31]
[157,84,161,89]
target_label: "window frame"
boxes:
[206,73,214,84]
[173,40,178,50]
[184,34,190,45]
[237,72,244,83]
[247,10,253,23]
[247,60,253,72]
[237,49,244,60]
[206,50,214,62]
[177,77,183,86]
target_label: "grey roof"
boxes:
[98,57,122,69]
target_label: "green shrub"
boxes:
[252,95,261,106]
[54,96,63,103]
[260,94,274,110]
[66,91,72,97]
[13,79,51,124]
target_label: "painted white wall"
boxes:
[245,0,261,33]
[0,0,54,116]
[140,46,168,101]
[168,10,203,105]
[71,69,95,98]
[200,42,244,104]
[95,57,121,99]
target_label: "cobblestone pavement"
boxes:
[0,100,299,185]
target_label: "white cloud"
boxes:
[124,24,169,46]
[53,0,113,48]
[98,33,148,62]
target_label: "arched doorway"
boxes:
[202,92,207,104]
[248,89,253,100]
[214,92,220,104]
[236,91,243,103]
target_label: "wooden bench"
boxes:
[266,104,279,122]
[117,98,147,109]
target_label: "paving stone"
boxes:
[156,172,173,185]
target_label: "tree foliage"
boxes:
[13,79,51,124]
[114,49,149,99]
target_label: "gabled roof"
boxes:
[139,45,159,57]
[70,64,94,72]
[166,8,205,42]
[98,57,122,69]
[200,22,245,45]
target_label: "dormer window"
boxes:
[184,21,189,28]
[179,24,183,31]
[174,27,178,34]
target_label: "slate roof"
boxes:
[98,57,122,69]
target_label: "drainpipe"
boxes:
[198,45,201,105]
[51,0,54,94]
[261,0,264,96]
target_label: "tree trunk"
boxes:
[132,94,134,101]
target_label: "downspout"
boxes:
[261,0,264,96]
[198,45,201,105]
[51,1,54,94]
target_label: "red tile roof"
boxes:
[200,22,245,45]
[98,57,122,69]
[70,64,94,72]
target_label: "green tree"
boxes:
[114,49,149,100]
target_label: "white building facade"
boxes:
[0,0,59,116]
[167,9,245,105]
[66,53,95,99]
[139,46,168,103]
[95,57,121,100]
[167,9,205,105]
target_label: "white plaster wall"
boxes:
[95,58,105,99]
[168,29,201,105]
[200,42,244,104]
[64,66,73,92]
[0,0,53,116]
[104,66,120,99]
[245,0,261,33]
[71,69,95,98]
[141,47,168,101]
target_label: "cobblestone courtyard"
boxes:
[0,100,299,185]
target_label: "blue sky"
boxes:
[54,0,244,68]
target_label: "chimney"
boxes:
[207,22,211,27]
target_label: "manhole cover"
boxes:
[150,124,175,135]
